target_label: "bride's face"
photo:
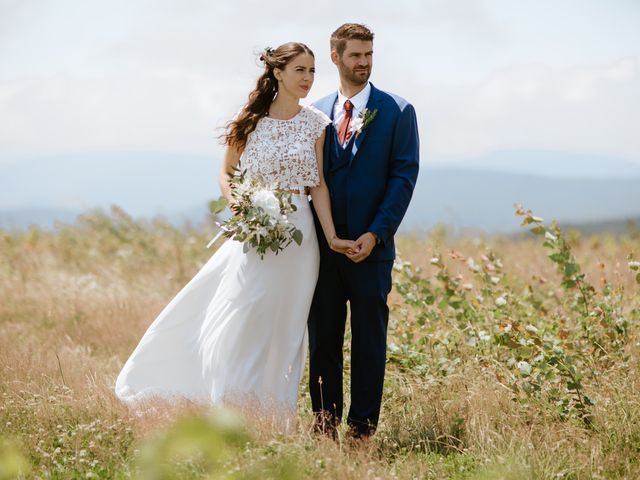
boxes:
[274,53,315,99]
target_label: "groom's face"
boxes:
[332,40,373,86]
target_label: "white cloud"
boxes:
[0,0,639,164]
[423,56,640,160]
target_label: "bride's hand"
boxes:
[330,237,356,254]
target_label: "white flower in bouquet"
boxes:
[251,189,281,220]
[206,169,303,259]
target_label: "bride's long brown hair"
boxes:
[223,42,314,150]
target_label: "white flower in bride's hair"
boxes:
[251,189,281,219]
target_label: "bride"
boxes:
[115,42,353,413]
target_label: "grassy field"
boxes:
[1,205,639,479]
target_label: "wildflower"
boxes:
[545,231,557,241]
[467,257,480,272]
[495,296,507,306]
[628,261,640,269]
[525,324,539,334]
[478,330,491,342]
[517,360,532,375]
[490,276,500,284]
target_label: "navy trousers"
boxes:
[308,224,393,436]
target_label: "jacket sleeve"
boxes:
[367,103,420,246]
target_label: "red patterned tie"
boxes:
[337,99,353,145]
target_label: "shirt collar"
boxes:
[336,82,371,112]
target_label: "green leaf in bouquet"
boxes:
[209,196,228,215]
[292,229,303,246]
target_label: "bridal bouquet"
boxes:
[207,169,303,259]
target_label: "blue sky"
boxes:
[1,0,639,164]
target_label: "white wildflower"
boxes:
[490,276,500,284]
[495,296,507,307]
[467,257,480,272]
[518,360,532,375]
[478,330,491,342]
[504,323,512,333]
[628,261,640,269]
[525,324,539,334]
[545,231,557,241]
[430,256,440,265]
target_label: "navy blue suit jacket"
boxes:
[312,83,420,262]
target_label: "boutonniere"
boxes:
[353,108,378,138]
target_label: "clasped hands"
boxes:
[329,232,377,263]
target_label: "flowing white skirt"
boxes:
[115,195,319,412]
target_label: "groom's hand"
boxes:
[330,238,357,254]
[346,232,377,263]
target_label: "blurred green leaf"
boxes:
[292,229,303,246]
[209,196,228,215]
[0,437,30,480]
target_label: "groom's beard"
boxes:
[338,63,371,86]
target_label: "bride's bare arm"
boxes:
[309,131,355,254]
[218,144,243,205]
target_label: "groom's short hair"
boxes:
[330,23,374,56]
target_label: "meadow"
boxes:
[1,205,639,479]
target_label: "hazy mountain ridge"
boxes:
[431,149,640,179]
[1,149,639,232]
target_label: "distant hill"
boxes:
[403,168,640,232]
[430,149,640,179]
[1,150,639,233]
[0,207,80,230]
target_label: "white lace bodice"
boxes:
[240,105,331,190]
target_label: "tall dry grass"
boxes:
[1,207,639,478]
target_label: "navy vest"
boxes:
[329,129,356,225]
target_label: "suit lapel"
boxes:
[315,93,337,120]
[313,93,341,175]
[350,83,383,164]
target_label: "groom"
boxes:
[309,23,420,438]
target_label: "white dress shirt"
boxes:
[333,82,371,152]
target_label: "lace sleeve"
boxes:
[307,106,331,140]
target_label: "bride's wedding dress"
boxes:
[115,106,330,412]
